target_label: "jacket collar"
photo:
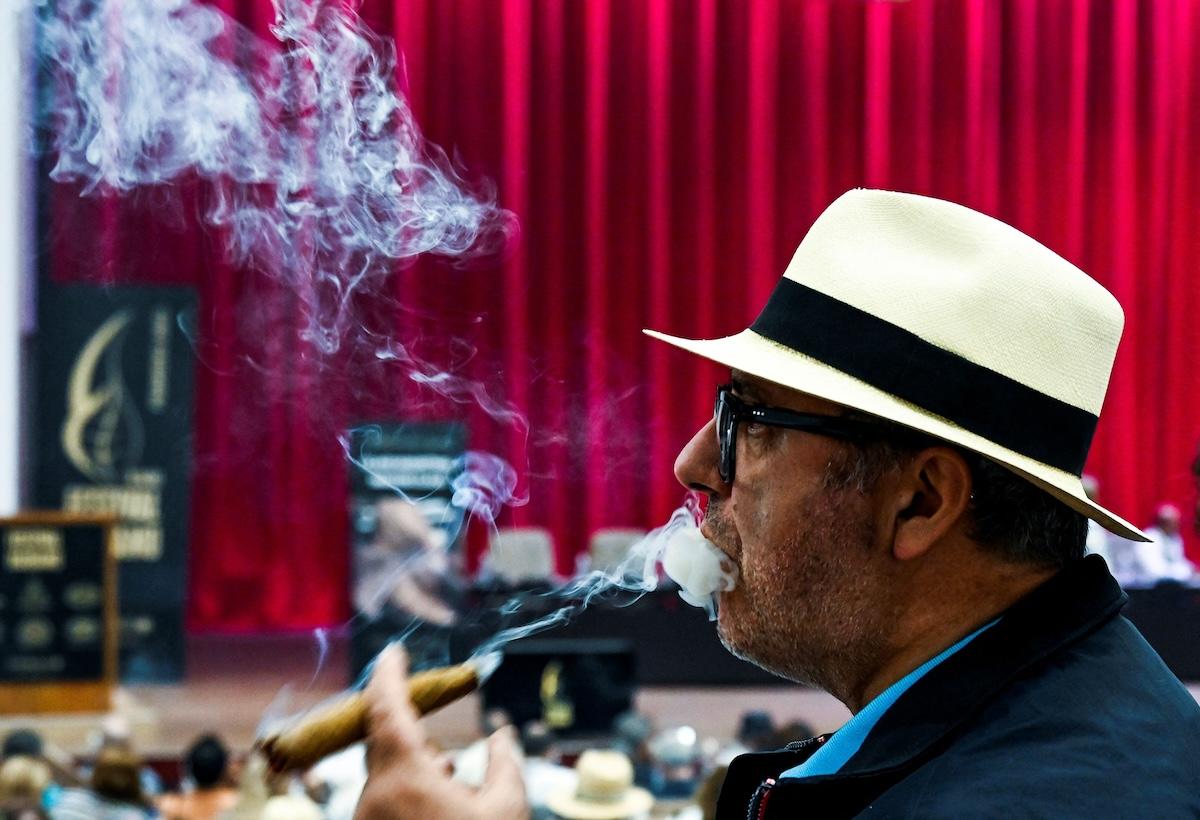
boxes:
[830,554,1126,776]
[716,555,1127,819]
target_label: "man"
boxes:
[353,190,1200,818]
[1134,502,1196,583]
[156,734,238,819]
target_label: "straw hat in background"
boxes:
[646,188,1147,541]
[545,750,654,820]
[0,755,52,802]
[259,793,323,820]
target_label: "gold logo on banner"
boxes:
[61,309,145,482]
[540,660,575,729]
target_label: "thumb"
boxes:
[479,726,528,817]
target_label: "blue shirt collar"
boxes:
[780,619,999,780]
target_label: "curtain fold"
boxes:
[42,0,1200,630]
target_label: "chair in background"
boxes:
[484,527,557,586]
[587,528,647,576]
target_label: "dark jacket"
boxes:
[717,556,1200,818]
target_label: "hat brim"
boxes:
[544,785,655,820]
[644,327,1148,543]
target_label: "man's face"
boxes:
[674,372,899,692]
[1159,511,1181,536]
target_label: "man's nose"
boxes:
[674,418,729,496]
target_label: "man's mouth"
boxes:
[700,523,737,564]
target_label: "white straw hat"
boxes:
[646,189,1147,542]
[545,750,654,820]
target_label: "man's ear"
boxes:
[888,447,973,561]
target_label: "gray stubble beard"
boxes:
[714,485,893,707]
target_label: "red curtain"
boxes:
[44,0,1200,631]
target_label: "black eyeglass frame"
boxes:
[714,383,887,484]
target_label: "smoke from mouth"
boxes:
[470,498,722,660]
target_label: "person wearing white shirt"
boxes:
[1135,504,1196,583]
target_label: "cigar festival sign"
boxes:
[34,287,195,682]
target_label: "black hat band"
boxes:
[749,278,1097,475]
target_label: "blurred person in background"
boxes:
[732,712,775,756]
[1,733,43,764]
[49,746,155,819]
[451,717,574,820]
[158,735,238,819]
[705,712,776,775]
[79,717,162,799]
[218,753,293,820]
[1,731,77,793]
[0,755,53,819]
[610,713,653,789]
[646,727,702,799]
[518,722,574,820]
[354,498,457,627]
[1132,503,1196,583]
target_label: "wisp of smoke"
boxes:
[34,0,515,354]
[340,426,528,528]
[375,339,530,434]
[471,497,734,661]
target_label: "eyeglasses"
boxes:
[714,383,884,484]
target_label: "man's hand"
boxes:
[354,646,529,820]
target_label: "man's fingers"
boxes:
[479,727,529,818]
[363,644,427,763]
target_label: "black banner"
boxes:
[0,518,111,683]
[34,287,194,682]
[347,422,467,680]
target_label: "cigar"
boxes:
[259,657,491,772]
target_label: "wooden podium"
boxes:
[0,512,117,714]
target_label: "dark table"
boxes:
[352,581,1200,686]
[1123,582,1200,681]
[503,583,1200,686]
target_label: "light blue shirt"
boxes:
[780,620,997,780]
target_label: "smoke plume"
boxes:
[35,0,514,354]
[35,0,526,537]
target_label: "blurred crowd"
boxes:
[0,707,812,820]
[0,721,320,820]
[0,465,1193,819]
[306,706,812,820]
